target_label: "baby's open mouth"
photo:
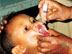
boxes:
[38,25,50,36]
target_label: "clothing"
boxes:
[55,0,72,7]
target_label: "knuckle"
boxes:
[41,48,49,53]
[37,47,49,53]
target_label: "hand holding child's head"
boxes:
[37,29,72,54]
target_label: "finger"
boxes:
[12,48,19,54]
[37,36,60,44]
[38,36,55,42]
[20,47,26,53]
[37,40,50,47]
[46,11,58,21]
[46,0,61,9]
[38,0,44,8]
[3,19,7,24]
[0,25,4,30]
[0,30,1,33]
[12,45,26,54]
[37,47,49,53]
[39,42,59,48]
[37,40,42,46]
[48,29,61,36]
[38,41,51,48]
[56,17,67,21]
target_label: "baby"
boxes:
[1,14,72,54]
[1,14,50,54]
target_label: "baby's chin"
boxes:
[21,35,38,48]
[28,37,38,48]
[27,39,38,48]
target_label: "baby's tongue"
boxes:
[38,25,50,36]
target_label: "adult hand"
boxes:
[37,29,72,54]
[38,0,71,22]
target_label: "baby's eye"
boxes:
[24,27,28,31]
[32,20,36,23]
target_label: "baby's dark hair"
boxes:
[1,12,22,54]
[1,29,13,54]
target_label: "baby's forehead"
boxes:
[11,14,30,21]
[9,14,33,24]
[6,14,34,28]
[6,14,33,34]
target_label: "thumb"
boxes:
[48,29,61,36]
[46,11,58,21]
[38,0,44,8]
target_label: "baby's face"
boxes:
[6,14,49,48]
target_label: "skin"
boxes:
[38,0,72,53]
[37,29,72,54]
[5,14,48,54]
[3,14,72,54]
[38,0,72,21]
[71,8,72,18]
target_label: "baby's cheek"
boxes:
[23,31,38,47]
[26,36,38,47]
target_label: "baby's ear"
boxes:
[11,45,26,54]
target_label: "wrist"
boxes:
[62,36,72,54]
[58,35,72,54]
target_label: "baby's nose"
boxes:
[32,22,42,31]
